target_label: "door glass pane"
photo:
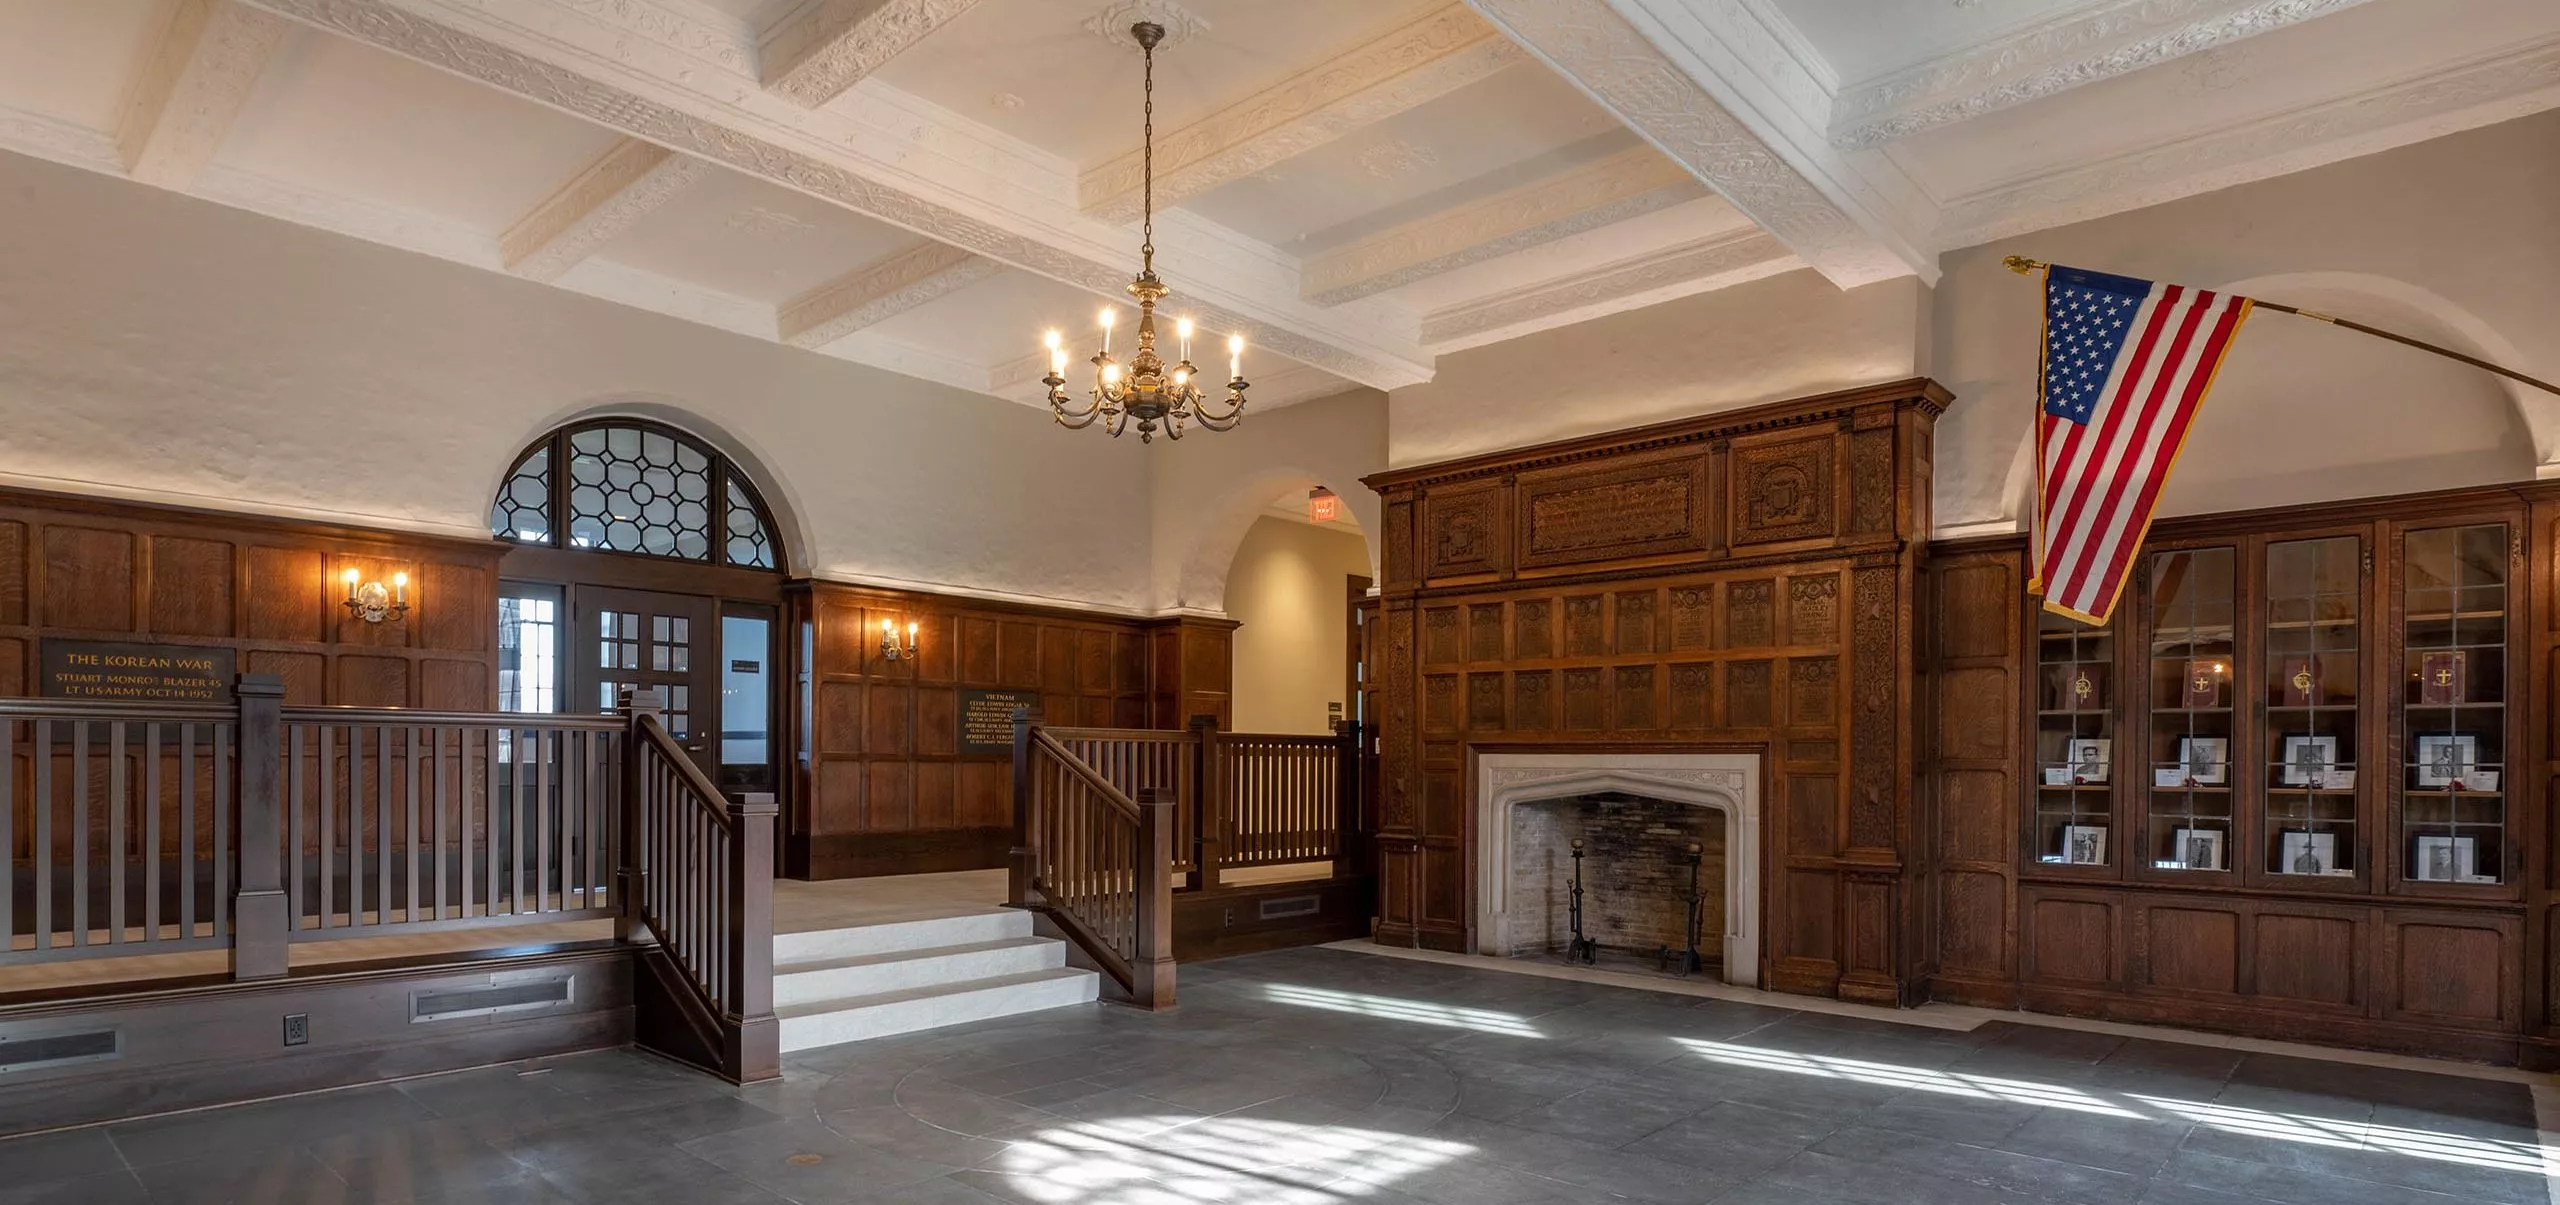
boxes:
[722,614,770,769]
[2402,524,2506,885]
[2147,548,2234,872]
[2265,536,2359,878]
[498,587,561,714]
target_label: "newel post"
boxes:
[230,674,288,981]
[1133,787,1178,1010]
[1188,715,1220,893]
[1008,707,1040,910]
[616,686,665,945]
[727,791,781,1083]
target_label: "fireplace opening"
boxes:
[1508,793,1725,967]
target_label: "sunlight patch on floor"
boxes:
[2135,1096,2548,1175]
[1261,984,1545,1036]
[998,1116,1472,1204]
[1669,1037,2141,1117]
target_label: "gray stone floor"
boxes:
[2,947,2549,1203]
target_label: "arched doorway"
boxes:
[488,418,787,798]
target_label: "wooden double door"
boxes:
[502,580,777,798]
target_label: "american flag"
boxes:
[2035,266,2253,624]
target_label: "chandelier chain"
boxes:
[1140,35,1155,272]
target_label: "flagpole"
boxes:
[2002,256,2560,401]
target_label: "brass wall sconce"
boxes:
[342,567,410,624]
[880,618,918,662]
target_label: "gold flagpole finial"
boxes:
[2003,255,2051,275]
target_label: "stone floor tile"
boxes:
[0,1125,127,1186]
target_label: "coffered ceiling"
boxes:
[0,0,2552,413]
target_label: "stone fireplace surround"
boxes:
[1475,751,1762,987]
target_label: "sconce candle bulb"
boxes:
[341,565,411,624]
[880,617,918,662]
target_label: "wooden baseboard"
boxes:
[1173,879,1371,962]
[1928,973,2021,1009]
[2016,982,2521,1066]
[792,827,1010,879]
[0,948,631,1137]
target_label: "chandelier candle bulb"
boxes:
[1177,316,1193,362]
[1099,307,1113,354]
[1229,334,1243,380]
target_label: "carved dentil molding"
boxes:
[1079,3,1519,219]
[1466,0,1914,288]
[1935,35,2560,247]
[762,0,986,109]
[1832,0,2381,148]
[501,139,708,282]
[779,241,1001,348]
[1420,229,1796,348]
[1304,145,1701,305]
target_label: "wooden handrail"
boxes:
[1029,729,1143,822]
[634,714,738,834]
[280,705,625,729]
[0,698,236,721]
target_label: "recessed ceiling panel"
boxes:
[868,0,1443,164]
[595,170,932,306]
[219,32,623,231]
[867,270,1124,366]
[0,0,168,133]
[1181,65,1626,251]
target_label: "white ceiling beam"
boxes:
[1463,0,1936,287]
[760,0,983,109]
[1831,0,2380,149]
[499,138,707,282]
[243,0,1436,391]
[1420,229,1798,350]
[779,240,1000,348]
[119,0,291,189]
[1305,145,1699,306]
[1079,3,1522,221]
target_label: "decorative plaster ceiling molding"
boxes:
[1303,145,1702,306]
[1077,3,1521,220]
[1082,0,1211,50]
[1934,35,2560,248]
[237,0,1438,390]
[120,0,292,190]
[1831,0,2378,149]
[778,240,1001,348]
[192,161,500,267]
[760,0,985,109]
[0,107,126,176]
[1464,0,1934,287]
[1420,229,1798,350]
[550,0,756,75]
[499,138,708,282]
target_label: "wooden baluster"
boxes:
[33,719,50,952]
[1009,708,1038,910]
[1,719,13,952]
[376,725,393,927]
[71,720,88,947]
[108,721,127,944]
[232,675,287,980]
[213,722,230,940]
[144,722,162,941]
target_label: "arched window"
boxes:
[490,420,779,570]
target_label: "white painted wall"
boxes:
[0,149,1158,612]
[1147,386,1387,613]
[1929,111,2560,531]
[1224,515,1373,735]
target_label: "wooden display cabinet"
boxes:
[2006,487,2535,1062]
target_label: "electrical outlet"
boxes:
[282,1014,309,1047]
[1223,908,1234,926]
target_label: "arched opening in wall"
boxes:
[1222,486,1374,737]
[489,418,787,802]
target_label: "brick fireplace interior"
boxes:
[1507,792,1726,965]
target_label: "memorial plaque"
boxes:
[41,640,235,702]
[958,688,1040,756]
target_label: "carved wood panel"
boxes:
[1514,452,1711,569]
[1730,432,1837,546]
[1421,482,1507,579]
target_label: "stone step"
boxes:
[776,965,1100,1052]
[771,908,1030,964]
[773,936,1063,1009]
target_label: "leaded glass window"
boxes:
[489,420,780,571]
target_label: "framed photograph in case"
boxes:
[2279,735,2338,787]
[2172,827,2224,871]
[2067,738,2111,784]
[2175,737,2229,785]
[2062,825,2108,866]
[2414,734,2478,788]
[2278,830,2340,876]
[2412,835,2476,883]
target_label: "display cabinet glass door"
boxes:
[2145,547,2236,875]
[2262,535,2361,882]
[2399,522,2509,889]
[2035,607,2114,869]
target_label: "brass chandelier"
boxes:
[1040,21,1247,443]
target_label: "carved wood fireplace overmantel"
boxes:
[1361,378,1951,1007]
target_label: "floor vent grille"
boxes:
[1259,895,1322,920]
[0,1028,120,1074]
[412,977,574,1023]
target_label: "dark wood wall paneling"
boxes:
[1929,484,2560,1065]
[1365,379,1949,1004]
[0,488,502,708]
[783,582,1234,880]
